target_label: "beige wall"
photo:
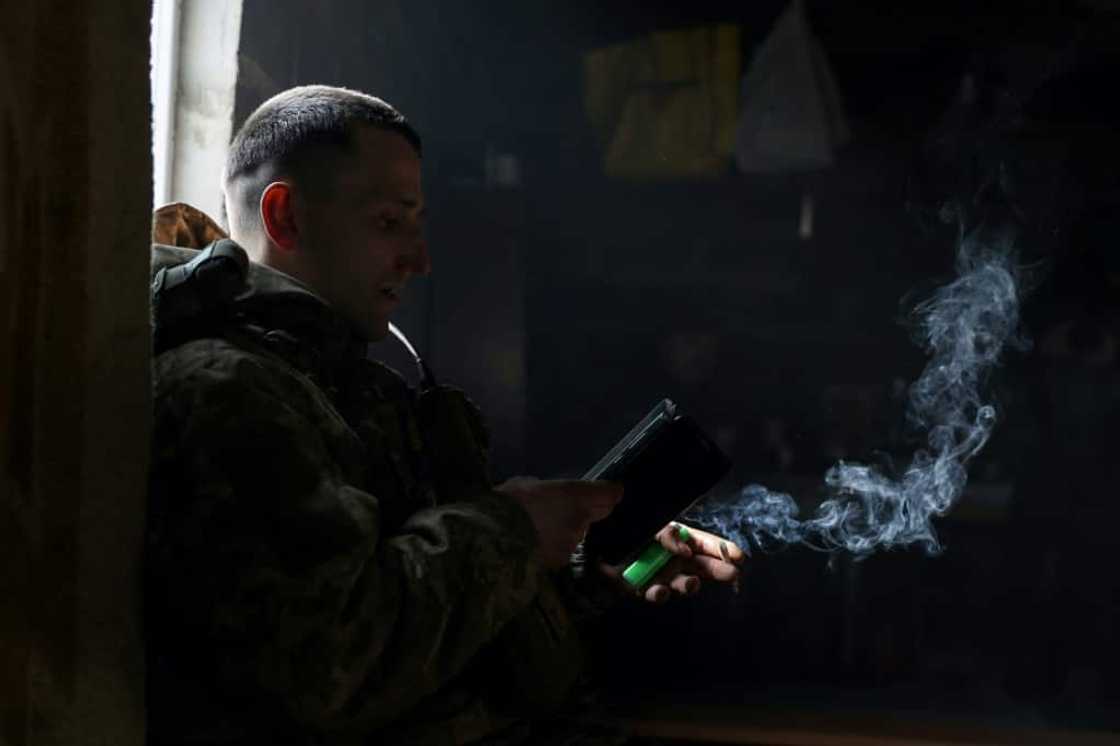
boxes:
[0,1,152,744]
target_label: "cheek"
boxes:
[320,230,399,292]
[362,238,403,275]
[342,248,393,297]
[298,206,338,251]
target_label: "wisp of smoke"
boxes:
[686,227,1024,558]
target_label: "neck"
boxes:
[234,232,304,282]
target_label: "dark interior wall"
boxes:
[235,0,564,472]
[233,0,1120,733]
[0,1,152,744]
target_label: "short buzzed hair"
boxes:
[223,85,421,235]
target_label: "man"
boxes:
[147,84,743,745]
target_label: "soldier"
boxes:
[146,84,744,745]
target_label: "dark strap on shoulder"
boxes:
[151,239,249,354]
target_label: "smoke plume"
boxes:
[687,225,1025,558]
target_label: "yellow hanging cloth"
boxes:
[584,25,741,181]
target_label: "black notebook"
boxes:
[583,399,732,565]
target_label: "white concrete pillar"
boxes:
[163,0,244,222]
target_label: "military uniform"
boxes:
[146,241,619,745]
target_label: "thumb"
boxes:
[578,480,623,522]
[585,496,619,523]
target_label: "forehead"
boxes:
[332,126,422,198]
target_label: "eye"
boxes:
[376,213,400,232]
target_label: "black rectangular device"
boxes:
[582,399,732,565]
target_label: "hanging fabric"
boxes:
[584,25,741,180]
[735,0,850,173]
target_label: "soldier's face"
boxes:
[298,127,429,341]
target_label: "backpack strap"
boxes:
[151,239,249,355]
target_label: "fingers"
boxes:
[543,479,624,522]
[655,523,692,558]
[642,554,738,605]
[496,477,622,541]
[644,574,701,604]
[622,552,739,605]
[683,526,746,564]
[597,561,620,581]
[585,498,618,523]
[597,561,669,602]
[686,553,740,583]
[653,523,746,564]
[545,479,623,503]
[642,554,700,604]
[638,524,745,604]
[493,475,540,496]
[496,477,622,507]
[670,574,701,595]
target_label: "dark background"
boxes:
[234,0,1120,736]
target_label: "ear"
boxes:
[259,181,299,253]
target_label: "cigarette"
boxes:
[720,541,740,595]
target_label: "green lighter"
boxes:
[621,524,689,590]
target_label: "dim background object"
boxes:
[232,0,1120,739]
[735,0,851,174]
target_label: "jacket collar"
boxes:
[152,242,370,373]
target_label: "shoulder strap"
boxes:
[151,239,249,355]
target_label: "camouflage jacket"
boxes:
[146,242,605,746]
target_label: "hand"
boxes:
[602,524,745,604]
[495,477,623,569]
